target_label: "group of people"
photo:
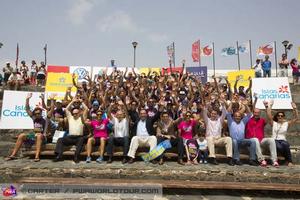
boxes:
[5,67,299,167]
[2,60,46,90]
[252,54,300,84]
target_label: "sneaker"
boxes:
[107,157,113,164]
[199,160,203,164]
[86,157,91,163]
[260,160,267,167]
[228,158,234,166]
[204,160,208,164]
[249,160,259,166]
[272,161,279,167]
[234,160,243,166]
[96,157,103,163]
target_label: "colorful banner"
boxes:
[257,42,274,56]
[186,66,207,83]
[201,44,213,56]
[192,40,200,62]
[139,68,161,75]
[227,70,255,90]
[141,140,172,162]
[47,65,70,73]
[252,77,292,109]
[0,91,44,129]
[69,66,92,83]
[167,42,175,65]
[45,73,77,99]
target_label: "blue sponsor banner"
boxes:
[186,66,207,83]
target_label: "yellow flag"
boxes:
[227,69,255,90]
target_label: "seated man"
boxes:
[202,100,234,165]
[7,70,24,90]
[5,93,54,162]
[127,102,163,164]
[53,97,88,163]
[227,101,258,166]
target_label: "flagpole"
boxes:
[44,44,47,66]
[173,42,175,67]
[212,42,216,76]
[15,43,19,69]
[237,41,241,70]
[198,40,201,67]
[274,41,278,77]
[249,40,253,67]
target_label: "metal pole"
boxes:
[44,44,47,66]
[274,41,278,77]
[237,41,241,70]
[212,42,216,76]
[249,40,253,67]
[133,47,136,68]
[173,42,175,67]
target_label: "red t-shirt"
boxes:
[245,117,266,142]
[91,119,109,139]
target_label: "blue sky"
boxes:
[0,0,299,71]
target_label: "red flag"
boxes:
[192,40,200,62]
[15,43,19,68]
[201,44,213,56]
[257,42,274,56]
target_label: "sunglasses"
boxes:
[34,112,41,115]
[277,114,284,117]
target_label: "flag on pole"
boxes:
[167,42,175,65]
[238,41,250,54]
[257,42,275,56]
[201,44,213,56]
[44,44,47,66]
[221,46,237,56]
[192,40,200,62]
[15,43,19,68]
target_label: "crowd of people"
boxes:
[251,54,300,84]
[4,67,299,167]
[1,60,46,90]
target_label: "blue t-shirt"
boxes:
[262,60,271,71]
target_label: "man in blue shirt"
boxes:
[227,101,258,166]
[262,55,272,77]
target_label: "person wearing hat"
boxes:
[3,62,13,85]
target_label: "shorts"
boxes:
[292,71,300,77]
[94,137,107,146]
[37,74,45,80]
[24,133,47,148]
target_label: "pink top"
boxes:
[245,117,266,142]
[178,119,196,140]
[291,63,299,73]
[91,119,109,139]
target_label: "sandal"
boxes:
[4,156,17,161]
[34,158,40,162]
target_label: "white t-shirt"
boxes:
[206,118,222,137]
[111,116,129,138]
[137,120,149,137]
[8,74,23,81]
[66,112,84,136]
[197,139,208,151]
[272,121,288,141]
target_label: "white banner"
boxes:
[69,66,92,82]
[252,77,292,109]
[0,91,44,129]
[91,67,139,80]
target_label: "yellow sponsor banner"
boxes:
[227,69,255,90]
[139,67,161,75]
[298,47,300,62]
[45,73,77,97]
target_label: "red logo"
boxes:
[279,85,289,93]
[2,185,17,197]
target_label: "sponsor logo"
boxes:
[2,185,17,197]
[257,85,290,99]
[74,68,88,79]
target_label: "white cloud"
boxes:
[97,11,139,33]
[66,0,97,25]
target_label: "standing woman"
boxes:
[36,62,46,86]
[85,108,110,163]
[265,100,298,166]
[290,58,300,84]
